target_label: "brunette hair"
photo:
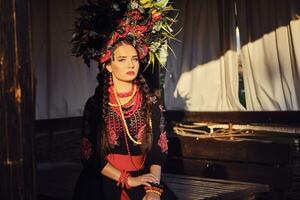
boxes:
[97,40,153,156]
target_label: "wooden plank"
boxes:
[171,134,291,165]
[165,111,300,125]
[35,117,82,131]
[0,0,35,199]
[162,173,269,200]
[165,157,289,189]
[166,130,299,199]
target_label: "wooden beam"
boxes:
[0,0,36,199]
[165,111,300,125]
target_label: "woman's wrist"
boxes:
[117,170,131,189]
[127,176,141,188]
[146,191,161,199]
[144,185,164,196]
[127,176,134,187]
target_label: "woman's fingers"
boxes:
[141,174,159,184]
[148,173,159,182]
[130,173,160,187]
[143,173,159,183]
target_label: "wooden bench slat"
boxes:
[162,173,269,199]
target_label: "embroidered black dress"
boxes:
[72,87,177,200]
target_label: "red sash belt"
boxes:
[106,154,144,171]
[106,154,144,200]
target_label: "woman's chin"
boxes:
[124,77,137,82]
[120,79,135,84]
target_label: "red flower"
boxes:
[158,131,168,152]
[127,10,143,21]
[110,24,131,43]
[134,25,148,34]
[120,25,131,37]
[100,50,111,63]
[80,138,92,160]
[137,43,149,59]
[151,10,162,23]
[107,37,115,46]
[152,15,162,23]
[112,32,120,42]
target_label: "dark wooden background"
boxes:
[0,0,36,199]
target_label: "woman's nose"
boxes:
[128,61,134,68]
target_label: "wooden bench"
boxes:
[35,118,270,199]
[162,173,269,200]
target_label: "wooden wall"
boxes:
[0,0,36,199]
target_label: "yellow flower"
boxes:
[139,0,152,5]
[151,9,162,18]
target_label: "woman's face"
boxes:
[106,44,140,86]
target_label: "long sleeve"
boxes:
[80,95,107,172]
[147,96,169,167]
[73,95,104,200]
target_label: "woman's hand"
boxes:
[127,173,159,187]
[142,192,160,200]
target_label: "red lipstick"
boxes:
[126,71,135,75]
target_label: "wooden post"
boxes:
[0,0,36,199]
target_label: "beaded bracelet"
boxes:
[144,185,164,196]
[144,186,163,192]
[117,170,131,189]
[145,189,162,196]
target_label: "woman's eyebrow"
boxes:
[117,55,138,59]
[117,56,127,59]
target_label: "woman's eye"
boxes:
[132,58,138,62]
[118,59,125,62]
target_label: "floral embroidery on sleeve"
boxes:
[158,104,165,112]
[158,131,168,152]
[137,124,146,143]
[149,95,158,104]
[157,103,168,153]
[108,128,118,146]
[80,137,92,160]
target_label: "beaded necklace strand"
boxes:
[122,119,151,170]
[112,87,142,145]
[117,84,135,98]
[112,86,152,170]
[108,85,137,107]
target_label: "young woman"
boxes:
[72,1,178,198]
[73,40,176,200]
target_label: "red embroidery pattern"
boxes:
[80,138,92,160]
[149,95,157,104]
[106,106,146,146]
[107,128,118,146]
[159,104,165,112]
[158,131,168,153]
[157,102,168,153]
[105,86,147,146]
[108,86,141,118]
[137,124,146,142]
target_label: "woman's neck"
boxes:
[113,80,133,93]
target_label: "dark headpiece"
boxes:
[72,0,177,68]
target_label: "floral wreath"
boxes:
[72,0,178,68]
